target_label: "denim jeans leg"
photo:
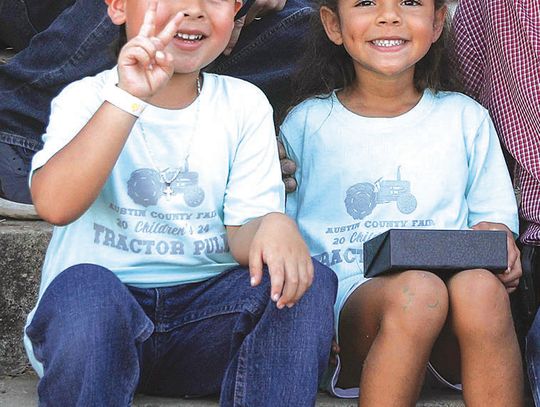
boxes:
[219,260,337,407]
[130,261,336,406]
[0,0,76,51]
[0,0,119,153]
[207,0,314,115]
[26,264,154,406]
[0,0,118,203]
[526,310,540,406]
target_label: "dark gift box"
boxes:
[363,229,508,278]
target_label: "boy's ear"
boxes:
[105,0,127,26]
[234,0,243,15]
[320,6,343,46]
[432,5,447,43]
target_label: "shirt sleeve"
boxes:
[465,113,519,235]
[29,74,107,185]
[223,91,285,226]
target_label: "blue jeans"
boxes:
[0,0,313,203]
[527,309,540,406]
[26,261,337,406]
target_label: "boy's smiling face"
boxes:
[106,0,242,74]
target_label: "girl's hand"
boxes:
[472,222,522,293]
[117,0,183,100]
[249,213,314,309]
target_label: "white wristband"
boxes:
[103,84,148,117]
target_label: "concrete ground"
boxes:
[0,371,469,407]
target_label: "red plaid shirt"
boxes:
[451,0,540,245]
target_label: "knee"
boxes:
[383,270,448,337]
[30,264,143,341]
[304,259,338,308]
[291,260,336,330]
[48,263,123,300]
[448,269,513,336]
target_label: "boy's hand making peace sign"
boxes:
[117,0,184,100]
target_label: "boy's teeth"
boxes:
[372,39,404,47]
[176,33,203,40]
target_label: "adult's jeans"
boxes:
[26,262,337,406]
[0,0,313,203]
[527,309,540,406]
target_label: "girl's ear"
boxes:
[105,0,127,26]
[320,6,343,46]
[432,5,447,43]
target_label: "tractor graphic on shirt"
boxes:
[344,167,417,220]
[127,162,205,207]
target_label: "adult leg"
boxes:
[135,261,337,407]
[0,0,118,216]
[207,0,313,116]
[431,269,523,407]
[26,264,153,406]
[337,270,448,407]
[0,0,76,51]
[526,309,540,406]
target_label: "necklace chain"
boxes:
[138,76,201,200]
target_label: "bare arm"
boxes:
[31,0,184,225]
[226,212,313,309]
[31,105,137,225]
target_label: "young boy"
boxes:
[23,0,337,405]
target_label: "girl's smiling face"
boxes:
[320,0,446,83]
[107,0,242,74]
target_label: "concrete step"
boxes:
[0,372,470,407]
[0,220,532,406]
[0,221,51,376]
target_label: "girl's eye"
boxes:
[401,0,421,5]
[356,0,375,6]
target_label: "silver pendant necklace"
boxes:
[138,76,201,201]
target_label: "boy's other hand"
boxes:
[117,0,183,99]
[249,213,313,309]
[472,222,522,293]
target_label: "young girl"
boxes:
[23,0,337,405]
[280,0,524,405]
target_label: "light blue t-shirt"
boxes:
[280,89,518,328]
[25,68,284,375]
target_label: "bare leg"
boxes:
[337,270,449,407]
[431,269,523,407]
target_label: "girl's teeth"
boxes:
[176,33,203,40]
[372,39,404,47]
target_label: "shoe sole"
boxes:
[0,196,40,220]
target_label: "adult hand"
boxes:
[472,221,522,293]
[117,0,183,99]
[277,139,297,193]
[249,213,313,309]
[223,0,287,55]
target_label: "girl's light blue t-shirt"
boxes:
[280,89,519,326]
